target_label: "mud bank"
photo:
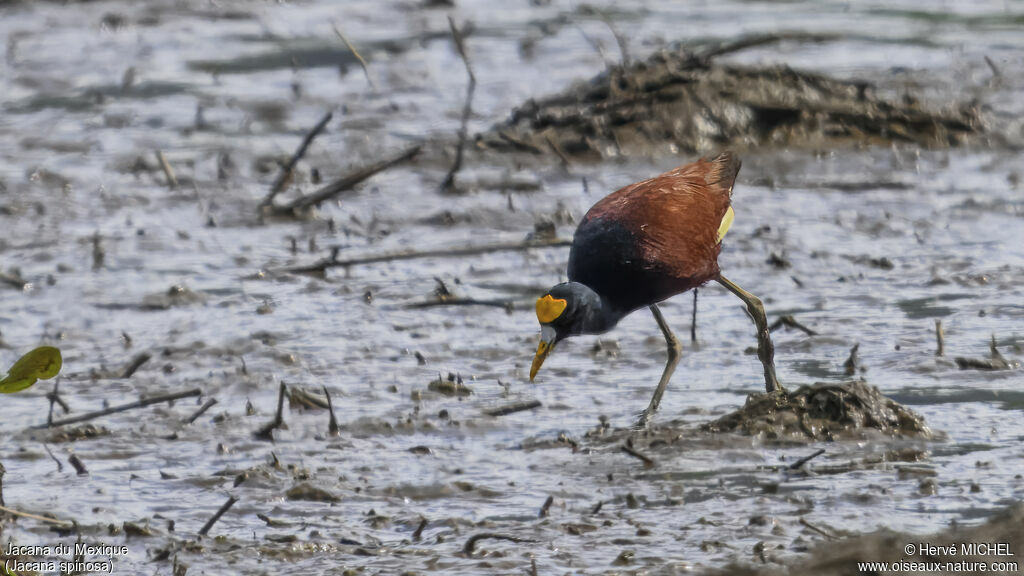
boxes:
[481,38,986,161]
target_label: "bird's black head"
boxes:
[530,281,604,381]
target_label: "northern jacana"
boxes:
[530,151,780,426]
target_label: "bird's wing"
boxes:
[582,152,738,281]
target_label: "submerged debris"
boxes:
[481,43,983,161]
[703,380,929,441]
[427,372,473,397]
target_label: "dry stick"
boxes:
[332,24,376,90]
[322,385,340,437]
[198,496,239,537]
[43,443,63,472]
[155,150,178,189]
[484,399,542,417]
[463,533,537,555]
[68,453,88,476]
[34,389,202,429]
[690,288,698,342]
[121,352,152,378]
[440,16,476,193]
[406,298,512,310]
[47,379,69,427]
[596,11,629,66]
[935,320,944,356]
[788,448,825,470]
[984,55,1002,79]
[262,111,334,209]
[545,134,572,167]
[412,517,428,541]
[254,382,288,441]
[185,398,218,424]
[768,315,818,336]
[538,495,554,518]
[621,444,655,468]
[696,32,838,61]
[284,238,571,274]
[799,517,837,540]
[843,344,859,376]
[277,144,421,214]
[0,504,74,526]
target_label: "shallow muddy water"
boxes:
[1,0,1023,574]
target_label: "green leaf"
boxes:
[0,346,63,393]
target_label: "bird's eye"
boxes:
[536,294,568,323]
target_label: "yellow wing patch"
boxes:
[717,206,734,242]
[536,295,567,324]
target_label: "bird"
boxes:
[529,151,780,426]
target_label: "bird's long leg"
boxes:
[636,303,683,428]
[716,275,781,394]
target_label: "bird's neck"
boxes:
[573,284,626,335]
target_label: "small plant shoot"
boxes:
[0,346,63,393]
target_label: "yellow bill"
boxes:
[529,325,557,381]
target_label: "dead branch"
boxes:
[440,17,476,193]
[198,495,238,537]
[34,389,202,429]
[280,237,571,275]
[484,399,542,417]
[262,111,334,209]
[332,25,376,90]
[463,533,537,555]
[272,145,420,215]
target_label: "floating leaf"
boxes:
[0,346,63,393]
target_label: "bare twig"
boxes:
[539,495,553,518]
[935,320,944,356]
[984,55,1002,79]
[440,17,476,193]
[281,238,571,275]
[155,150,178,189]
[484,399,542,417]
[696,32,838,61]
[462,533,537,555]
[412,517,428,541]
[43,443,63,472]
[332,25,376,90]
[185,398,218,424]
[121,352,152,378]
[788,448,825,470]
[0,503,74,526]
[768,315,818,336]
[799,517,837,540]
[35,389,202,429]
[545,134,572,167]
[596,11,629,66]
[323,385,340,437]
[405,298,513,310]
[262,111,334,209]
[843,344,859,376]
[621,444,655,468]
[47,379,70,427]
[274,145,421,215]
[254,382,288,441]
[198,496,238,537]
[68,453,88,475]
